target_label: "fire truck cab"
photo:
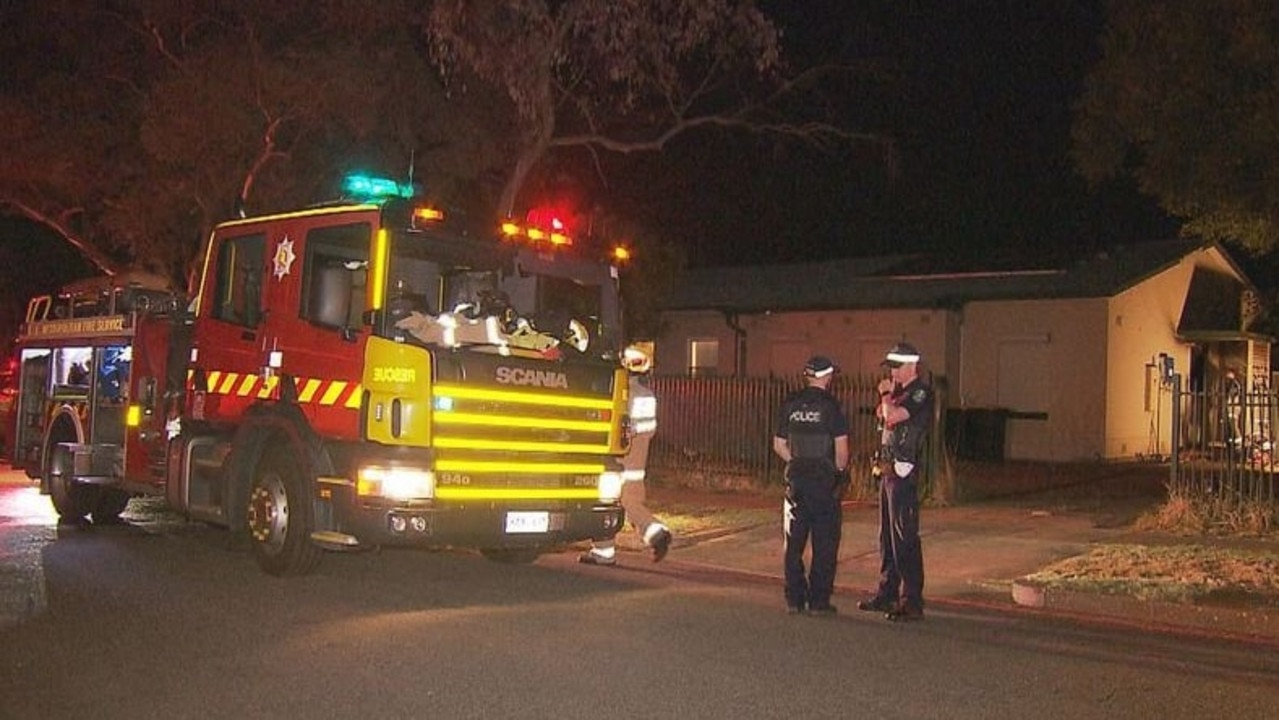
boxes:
[13,175,630,575]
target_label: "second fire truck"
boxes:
[11,175,633,575]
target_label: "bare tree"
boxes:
[0,0,506,286]
[427,0,884,218]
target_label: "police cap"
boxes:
[883,342,921,367]
[803,355,837,378]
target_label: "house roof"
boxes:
[662,238,1229,313]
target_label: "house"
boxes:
[654,239,1272,462]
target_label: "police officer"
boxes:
[773,355,850,616]
[858,342,933,622]
[580,348,672,565]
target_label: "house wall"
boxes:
[1103,247,1244,459]
[1105,265,1186,459]
[655,308,955,381]
[959,298,1108,461]
[737,308,950,379]
[653,310,739,376]
[655,245,1267,463]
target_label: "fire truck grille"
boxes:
[430,385,614,457]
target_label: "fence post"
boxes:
[1169,372,1181,493]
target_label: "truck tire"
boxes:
[92,489,131,524]
[246,444,322,576]
[48,474,94,523]
[44,423,93,523]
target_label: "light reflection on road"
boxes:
[2,483,58,527]
[1,469,55,626]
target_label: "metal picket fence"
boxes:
[649,372,1279,511]
[1169,380,1277,508]
[648,374,947,494]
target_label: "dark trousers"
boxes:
[783,477,843,609]
[875,471,925,609]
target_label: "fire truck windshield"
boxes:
[381,232,620,360]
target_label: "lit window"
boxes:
[689,339,719,377]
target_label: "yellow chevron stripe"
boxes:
[320,381,347,406]
[217,373,239,394]
[298,378,322,402]
[258,375,279,399]
[195,369,364,409]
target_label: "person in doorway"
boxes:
[1224,367,1244,450]
[858,342,933,622]
[580,348,672,566]
[773,355,850,616]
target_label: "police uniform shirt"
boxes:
[775,386,850,475]
[886,378,933,464]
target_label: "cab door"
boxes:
[190,229,269,421]
[256,214,374,440]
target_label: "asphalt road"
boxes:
[3,472,1279,720]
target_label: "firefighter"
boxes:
[773,355,850,616]
[858,342,933,622]
[579,347,672,565]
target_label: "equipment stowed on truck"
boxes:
[11,174,633,575]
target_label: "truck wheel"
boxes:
[480,548,541,565]
[44,428,92,523]
[92,489,131,524]
[246,445,322,576]
[48,475,94,523]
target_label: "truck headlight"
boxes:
[597,471,623,503]
[357,466,435,500]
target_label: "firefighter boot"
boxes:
[579,542,617,566]
[645,524,672,563]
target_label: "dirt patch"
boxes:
[1023,543,1279,607]
[654,505,777,537]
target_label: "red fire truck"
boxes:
[11,175,631,575]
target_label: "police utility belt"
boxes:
[878,446,916,479]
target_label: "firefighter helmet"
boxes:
[622,344,653,374]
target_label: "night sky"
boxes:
[607,0,1179,268]
[1,2,1186,305]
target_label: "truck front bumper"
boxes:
[325,497,626,550]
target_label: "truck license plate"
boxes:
[505,511,550,534]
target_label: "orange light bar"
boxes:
[612,245,632,262]
[497,219,573,248]
[415,206,445,223]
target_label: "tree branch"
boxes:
[549,113,882,155]
[1,199,119,276]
